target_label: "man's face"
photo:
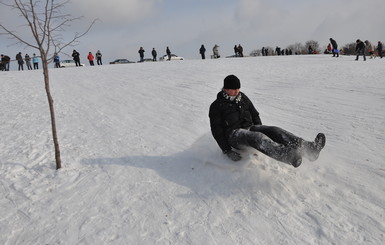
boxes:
[224,89,240,97]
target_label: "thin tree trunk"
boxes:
[42,54,61,169]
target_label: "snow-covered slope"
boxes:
[1,55,384,244]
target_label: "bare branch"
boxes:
[0,23,39,49]
[0,0,98,170]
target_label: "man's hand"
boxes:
[226,150,242,161]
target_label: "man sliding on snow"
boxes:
[209,74,326,168]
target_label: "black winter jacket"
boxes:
[330,39,338,49]
[356,41,365,52]
[209,91,262,152]
[72,51,80,61]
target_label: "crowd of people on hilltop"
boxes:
[323,38,383,61]
[0,50,103,71]
[68,49,103,67]
[1,53,40,71]
[1,37,384,71]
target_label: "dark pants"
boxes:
[33,63,39,69]
[228,125,303,164]
[97,58,102,65]
[355,49,366,61]
[18,62,24,71]
[75,60,81,66]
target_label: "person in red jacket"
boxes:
[87,52,95,66]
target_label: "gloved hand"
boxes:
[226,150,242,161]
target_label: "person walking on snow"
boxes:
[87,52,95,66]
[96,50,102,65]
[329,38,339,57]
[209,75,326,168]
[237,44,244,57]
[152,48,157,61]
[377,41,383,58]
[25,54,32,70]
[72,50,81,66]
[199,45,206,59]
[16,52,24,71]
[213,44,220,59]
[166,47,171,61]
[364,40,374,59]
[54,53,61,68]
[1,54,10,71]
[32,54,39,69]
[355,39,366,61]
[138,47,145,62]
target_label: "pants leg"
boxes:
[228,127,301,165]
[249,125,303,148]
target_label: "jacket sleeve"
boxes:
[250,102,262,125]
[243,94,262,125]
[209,102,232,153]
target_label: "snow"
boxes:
[1,55,385,244]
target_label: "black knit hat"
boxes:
[223,75,241,89]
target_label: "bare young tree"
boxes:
[0,0,97,169]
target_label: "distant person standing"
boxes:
[32,54,39,69]
[199,45,206,59]
[1,54,10,71]
[364,40,374,59]
[213,44,220,59]
[87,52,95,66]
[355,39,366,61]
[166,46,171,61]
[275,46,281,55]
[234,45,239,56]
[152,48,157,61]
[96,50,102,65]
[237,44,244,57]
[138,47,145,62]
[308,46,313,54]
[54,53,61,68]
[16,52,24,71]
[72,50,81,66]
[329,38,339,57]
[25,54,32,70]
[377,41,383,58]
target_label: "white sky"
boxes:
[1,0,384,62]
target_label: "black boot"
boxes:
[301,133,326,161]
